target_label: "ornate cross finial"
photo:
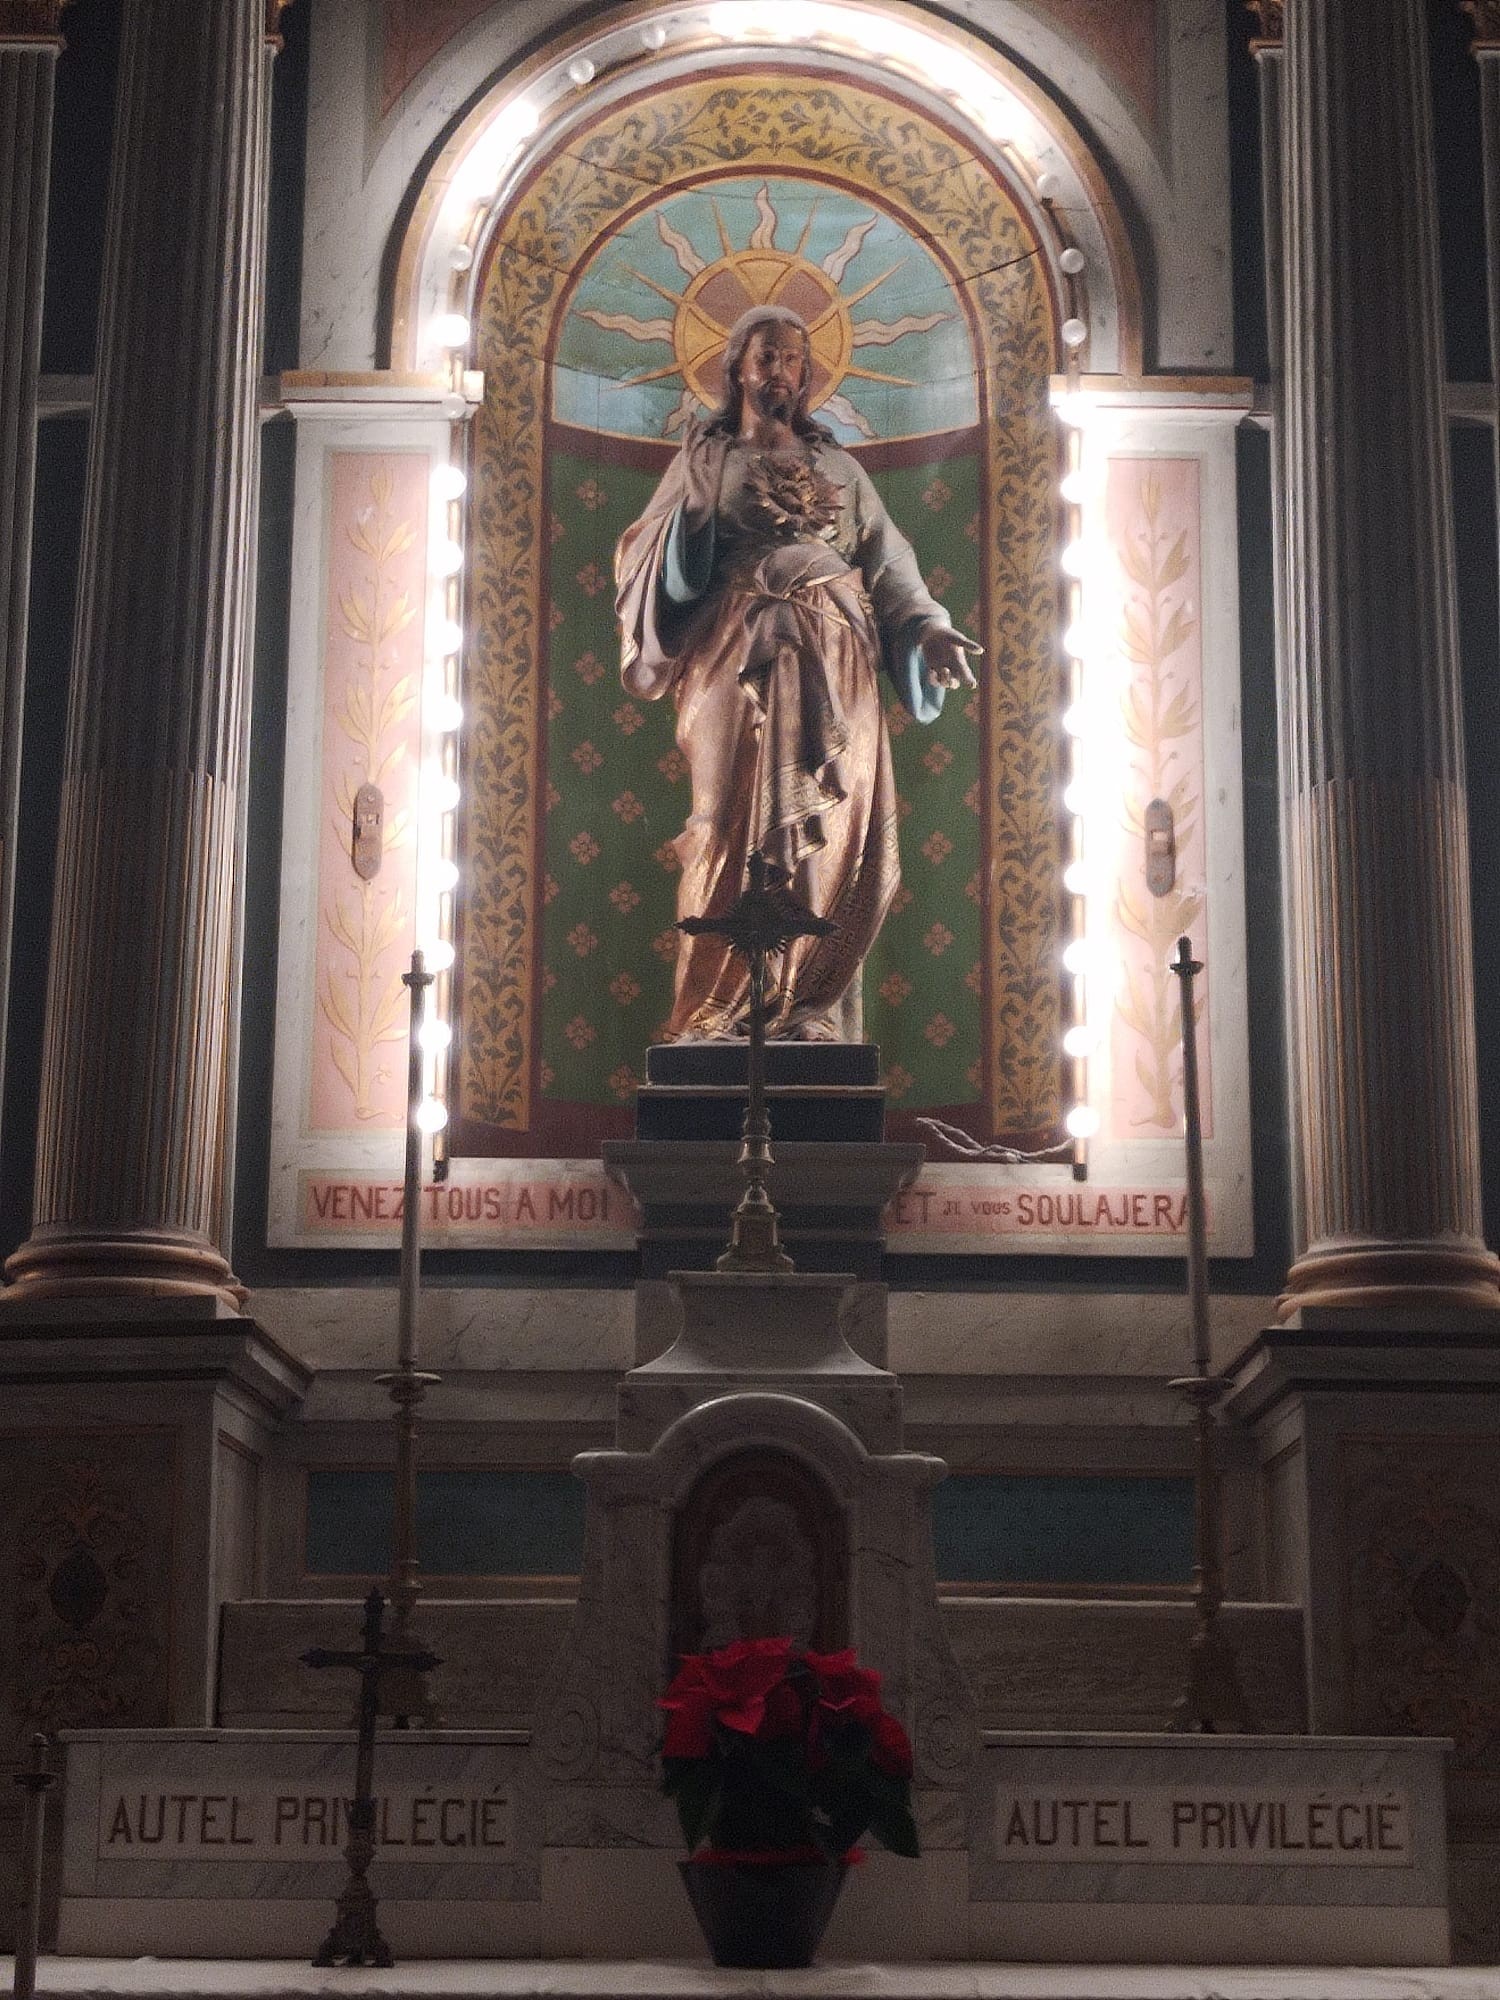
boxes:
[1462,0,1500,51]
[1245,0,1283,50]
[678,848,835,964]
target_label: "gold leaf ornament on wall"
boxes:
[320,465,418,1119]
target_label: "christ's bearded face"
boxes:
[736,324,808,424]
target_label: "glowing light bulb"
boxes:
[1059,245,1086,276]
[432,312,471,350]
[431,462,468,502]
[1062,780,1088,817]
[1061,317,1088,349]
[1053,392,1090,429]
[1059,469,1088,507]
[432,618,463,656]
[1062,619,1089,659]
[1060,540,1088,579]
[1062,937,1092,976]
[1063,860,1089,897]
[422,938,456,974]
[431,694,465,734]
[1065,1103,1100,1139]
[426,857,460,896]
[1062,1025,1095,1059]
[431,538,464,577]
[1062,702,1087,739]
[419,1017,453,1054]
[441,393,468,420]
[425,768,461,814]
[450,242,475,273]
[416,1096,449,1134]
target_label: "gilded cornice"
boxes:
[0,0,67,43]
[1462,1,1500,52]
[1245,0,1283,52]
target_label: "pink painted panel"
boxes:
[1104,456,1212,1140]
[309,452,428,1132]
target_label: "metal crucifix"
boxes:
[678,848,835,1272]
[301,1587,442,1967]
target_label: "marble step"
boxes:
[6,1960,1491,2000]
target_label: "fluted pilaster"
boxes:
[0,7,63,1174]
[1276,0,1499,1320]
[4,0,277,1307]
[1464,7,1500,634]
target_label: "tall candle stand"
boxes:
[374,949,442,1726]
[1168,935,1255,1733]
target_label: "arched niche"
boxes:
[672,1447,850,1656]
[387,4,1145,1160]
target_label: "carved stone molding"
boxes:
[1341,1437,1500,1770]
[1,1440,175,1745]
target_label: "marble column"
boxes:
[0,3,65,1174]
[1465,5,1500,569]
[3,0,286,1308]
[1275,0,1500,1321]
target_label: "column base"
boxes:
[2,1224,248,1311]
[1278,1238,1500,1328]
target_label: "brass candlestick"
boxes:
[1168,935,1255,1733]
[374,950,442,1726]
[678,850,834,1273]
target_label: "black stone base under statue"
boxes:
[637,1041,884,1143]
[606,1044,921,1278]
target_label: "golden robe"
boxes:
[616,431,952,1040]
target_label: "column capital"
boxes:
[0,1,67,46]
[1462,1,1500,52]
[1246,0,1282,53]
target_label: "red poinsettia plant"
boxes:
[660,1636,919,1864]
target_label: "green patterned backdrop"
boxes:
[458,72,1062,1156]
[542,447,983,1114]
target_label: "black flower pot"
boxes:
[678,1857,848,1968]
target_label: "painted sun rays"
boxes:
[571,179,954,441]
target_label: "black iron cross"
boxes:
[300,1586,442,1967]
[679,849,834,1272]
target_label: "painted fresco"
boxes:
[457,71,1062,1158]
[554,176,978,444]
[1104,458,1212,1138]
[311,452,426,1132]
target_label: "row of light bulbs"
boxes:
[411,446,469,1149]
[410,7,1109,1163]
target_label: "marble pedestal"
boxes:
[536,1268,978,1805]
[0,1315,309,1951]
[1224,1327,1500,1963]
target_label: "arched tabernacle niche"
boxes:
[390,7,1143,1159]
